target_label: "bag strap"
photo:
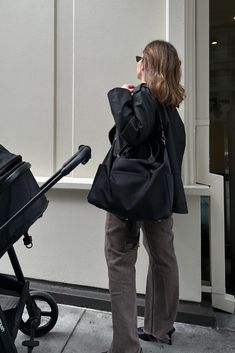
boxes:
[155,101,168,146]
[115,99,168,156]
[116,139,159,159]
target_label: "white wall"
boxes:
[0,0,203,303]
[72,0,166,178]
[0,0,166,177]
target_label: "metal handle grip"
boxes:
[61,145,91,176]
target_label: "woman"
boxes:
[103,40,188,353]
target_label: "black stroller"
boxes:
[0,144,91,353]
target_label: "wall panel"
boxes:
[0,0,55,176]
[73,0,166,177]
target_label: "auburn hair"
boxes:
[143,40,185,109]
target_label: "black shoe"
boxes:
[138,327,175,345]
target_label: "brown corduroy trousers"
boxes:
[105,212,179,353]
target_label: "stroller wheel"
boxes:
[19,291,59,337]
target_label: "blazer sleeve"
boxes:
[107,85,157,146]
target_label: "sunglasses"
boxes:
[136,55,143,63]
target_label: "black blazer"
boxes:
[107,83,188,214]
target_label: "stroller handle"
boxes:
[39,144,91,194]
[61,145,91,177]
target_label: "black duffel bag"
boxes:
[87,115,174,221]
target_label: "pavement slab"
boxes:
[13,305,235,353]
[15,305,85,353]
[61,308,235,353]
[62,309,113,353]
[148,322,235,353]
[215,309,235,332]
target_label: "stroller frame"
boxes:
[0,145,91,353]
[0,247,32,353]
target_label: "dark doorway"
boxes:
[209,0,235,294]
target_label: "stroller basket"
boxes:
[0,143,91,353]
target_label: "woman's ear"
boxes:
[141,60,144,72]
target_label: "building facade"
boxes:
[0,0,234,313]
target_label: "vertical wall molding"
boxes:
[55,0,74,170]
[53,0,57,173]
[167,0,196,186]
[165,0,170,41]
[184,0,196,185]
[71,0,76,161]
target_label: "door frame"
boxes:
[167,0,235,312]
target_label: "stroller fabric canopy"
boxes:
[0,145,48,259]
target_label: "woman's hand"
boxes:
[121,83,135,93]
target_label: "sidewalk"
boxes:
[16,304,235,353]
